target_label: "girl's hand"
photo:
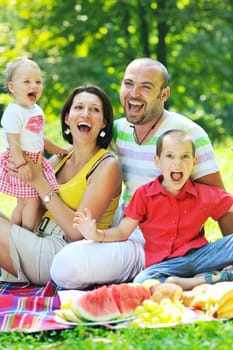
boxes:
[44,136,68,156]
[51,145,69,156]
[73,208,99,240]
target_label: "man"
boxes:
[113,57,233,235]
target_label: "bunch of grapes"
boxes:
[131,298,185,328]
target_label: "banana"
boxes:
[217,307,233,319]
[204,282,233,318]
[54,297,82,322]
[216,298,233,319]
[54,308,81,322]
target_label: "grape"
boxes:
[135,305,145,315]
[142,299,159,312]
[131,298,185,328]
[61,298,72,309]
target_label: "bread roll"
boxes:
[192,283,212,294]
[182,290,196,307]
[183,284,212,309]
[151,282,183,303]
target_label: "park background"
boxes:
[0,0,232,142]
[0,1,232,349]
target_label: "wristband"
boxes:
[16,162,27,170]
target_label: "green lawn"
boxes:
[0,132,232,349]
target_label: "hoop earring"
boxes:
[99,130,106,138]
[64,127,71,135]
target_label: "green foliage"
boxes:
[0,0,232,141]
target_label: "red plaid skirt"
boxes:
[0,149,58,197]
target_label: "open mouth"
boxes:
[78,122,91,133]
[28,92,37,102]
[128,100,144,113]
[171,171,183,182]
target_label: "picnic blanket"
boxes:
[0,280,73,332]
[0,280,224,332]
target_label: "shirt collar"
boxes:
[146,175,197,198]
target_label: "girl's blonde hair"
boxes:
[4,57,41,92]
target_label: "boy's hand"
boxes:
[73,208,99,240]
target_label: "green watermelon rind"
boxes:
[71,306,120,322]
[71,286,121,322]
[71,304,127,322]
[71,283,150,322]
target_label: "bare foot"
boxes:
[166,275,206,291]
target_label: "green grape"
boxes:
[151,308,160,318]
[151,316,160,324]
[135,305,145,315]
[132,298,185,327]
[142,299,159,312]
[131,318,143,328]
[159,310,174,323]
[159,298,173,307]
[140,311,152,322]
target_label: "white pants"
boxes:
[50,237,145,290]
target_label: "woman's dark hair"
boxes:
[61,84,114,149]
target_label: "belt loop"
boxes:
[38,217,50,232]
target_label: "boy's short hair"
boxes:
[156,129,196,157]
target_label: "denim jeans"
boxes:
[133,234,233,283]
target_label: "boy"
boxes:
[74,129,233,290]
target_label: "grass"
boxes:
[0,127,232,349]
[0,321,233,349]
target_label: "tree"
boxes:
[0,0,232,140]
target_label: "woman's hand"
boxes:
[7,151,44,188]
[16,163,32,183]
[22,151,45,188]
[73,208,101,241]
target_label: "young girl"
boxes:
[0,57,67,231]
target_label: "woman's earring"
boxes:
[64,127,71,135]
[99,129,106,138]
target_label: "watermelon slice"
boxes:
[110,283,150,316]
[72,285,121,322]
[71,283,150,322]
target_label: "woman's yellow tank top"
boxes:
[44,148,120,229]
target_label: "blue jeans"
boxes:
[133,234,233,283]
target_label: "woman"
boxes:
[0,84,122,285]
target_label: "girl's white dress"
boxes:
[0,102,58,197]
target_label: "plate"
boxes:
[54,315,135,327]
